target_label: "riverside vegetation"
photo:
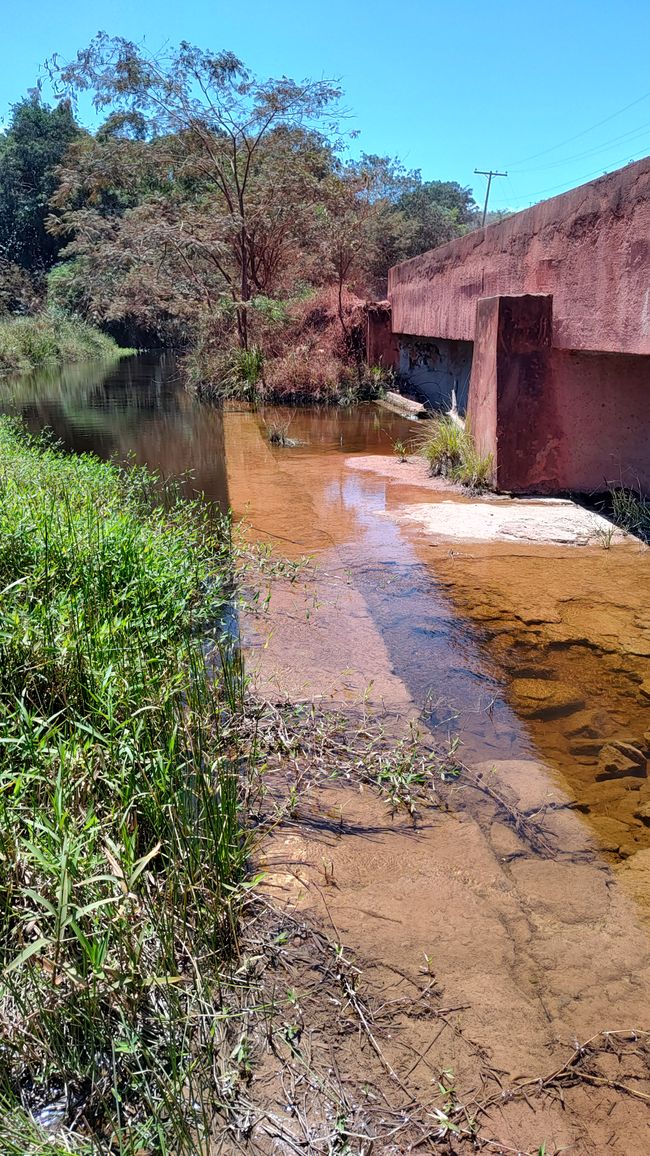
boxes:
[0,417,504,1153]
[0,418,251,1152]
[0,310,126,377]
[417,415,494,491]
[0,35,495,402]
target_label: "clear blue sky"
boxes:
[3,0,650,213]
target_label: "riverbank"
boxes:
[0,419,249,1151]
[226,407,650,1154]
[0,311,130,376]
[3,365,650,1153]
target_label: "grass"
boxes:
[607,484,650,542]
[417,415,493,490]
[0,310,129,377]
[0,418,252,1152]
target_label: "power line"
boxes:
[474,169,508,225]
[507,146,649,210]
[507,88,650,168]
[510,117,650,174]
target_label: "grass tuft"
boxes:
[416,416,493,491]
[607,484,650,543]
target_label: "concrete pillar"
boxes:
[366,302,399,369]
[467,294,554,493]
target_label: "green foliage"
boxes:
[0,419,250,1150]
[234,345,265,387]
[0,258,40,316]
[45,258,89,316]
[0,310,126,376]
[0,95,81,272]
[418,416,493,490]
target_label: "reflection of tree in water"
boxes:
[0,352,229,509]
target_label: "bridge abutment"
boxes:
[385,158,650,496]
[468,293,650,494]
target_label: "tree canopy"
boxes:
[0,94,81,272]
[0,33,486,370]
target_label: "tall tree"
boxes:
[49,35,342,346]
[0,94,80,271]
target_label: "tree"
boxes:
[49,35,343,346]
[337,167,480,295]
[0,94,80,272]
[396,180,478,255]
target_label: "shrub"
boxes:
[187,286,384,406]
[0,310,127,376]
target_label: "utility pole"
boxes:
[474,168,508,227]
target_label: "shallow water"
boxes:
[2,352,648,856]
[5,352,650,1151]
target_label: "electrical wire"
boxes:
[509,118,650,174]
[506,88,650,167]
[507,145,649,210]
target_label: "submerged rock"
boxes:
[596,741,647,780]
[511,678,585,720]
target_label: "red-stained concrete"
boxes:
[366,301,400,368]
[389,157,650,356]
[467,294,650,494]
[387,158,650,494]
[468,295,558,492]
[546,349,650,492]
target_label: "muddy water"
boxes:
[223,403,650,860]
[2,354,648,854]
[4,354,650,1151]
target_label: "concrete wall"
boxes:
[366,302,399,368]
[466,294,650,494]
[398,337,473,414]
[389,157,650,356]
[545,349,650,492]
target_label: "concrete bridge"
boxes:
[370,157,650,494]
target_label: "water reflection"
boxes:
[0,353,229,507]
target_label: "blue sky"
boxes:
[3,0,650,212]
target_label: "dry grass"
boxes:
[188,287,391,405]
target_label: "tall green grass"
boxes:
[417,415,493,491]
[0,419,251,1152]
[0,311,128,377]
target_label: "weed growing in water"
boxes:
[262,415,301,446]
[392,439,409,462]
[0,419,254,1151]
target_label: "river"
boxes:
[3,351,650,1152]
